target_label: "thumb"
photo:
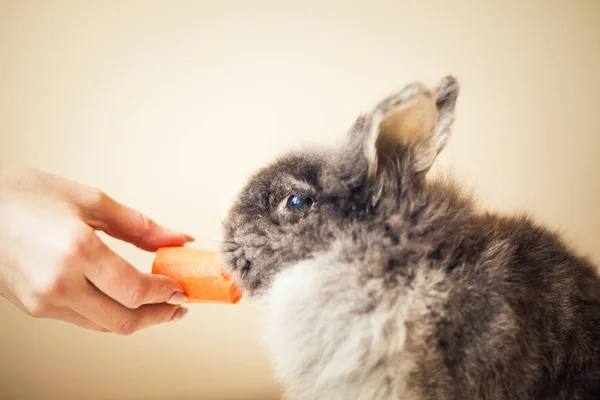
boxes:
[78,189,194,251]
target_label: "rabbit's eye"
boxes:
[286,195,313,210]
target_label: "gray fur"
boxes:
[221,76,600,399]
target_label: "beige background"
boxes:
[1,0,599,399]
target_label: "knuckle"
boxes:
[115,315,141,336]
[62,227,94,264]
[30,273,64,302]
[63,240,85,263]
[78,187,111,230]
[136,213,156,236]
[85,187,108,210]
[124,282,149,309]
[24,298,48,318]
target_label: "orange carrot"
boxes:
[151,246,242,304]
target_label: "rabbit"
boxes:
[221,76,600,400]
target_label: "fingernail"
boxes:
[165,229,195,242]
[171,307,188,321]
[167,292,188,305]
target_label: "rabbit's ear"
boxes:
[365,76,459,176]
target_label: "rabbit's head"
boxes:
[222,76,460,297]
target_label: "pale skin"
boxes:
[0,162,193,335]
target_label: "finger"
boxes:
[73,280,188,335]
[85,239,188,308]
[44,307,109,332]
[3,288,108,332]
[0,168,192,250]
[75,189,194,251]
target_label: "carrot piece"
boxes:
[151,246,242,304]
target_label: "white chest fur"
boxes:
[253,247,448,400]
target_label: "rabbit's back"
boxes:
[409,209,600,399]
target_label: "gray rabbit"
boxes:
[221,76,600,399]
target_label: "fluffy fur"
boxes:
[221,76,600,399]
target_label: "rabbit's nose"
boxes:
[241,259,252,277]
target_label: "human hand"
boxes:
[0,163,193,335]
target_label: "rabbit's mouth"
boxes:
[237,258,252,278]
[220,242,253,283]
[220,241,279,296]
